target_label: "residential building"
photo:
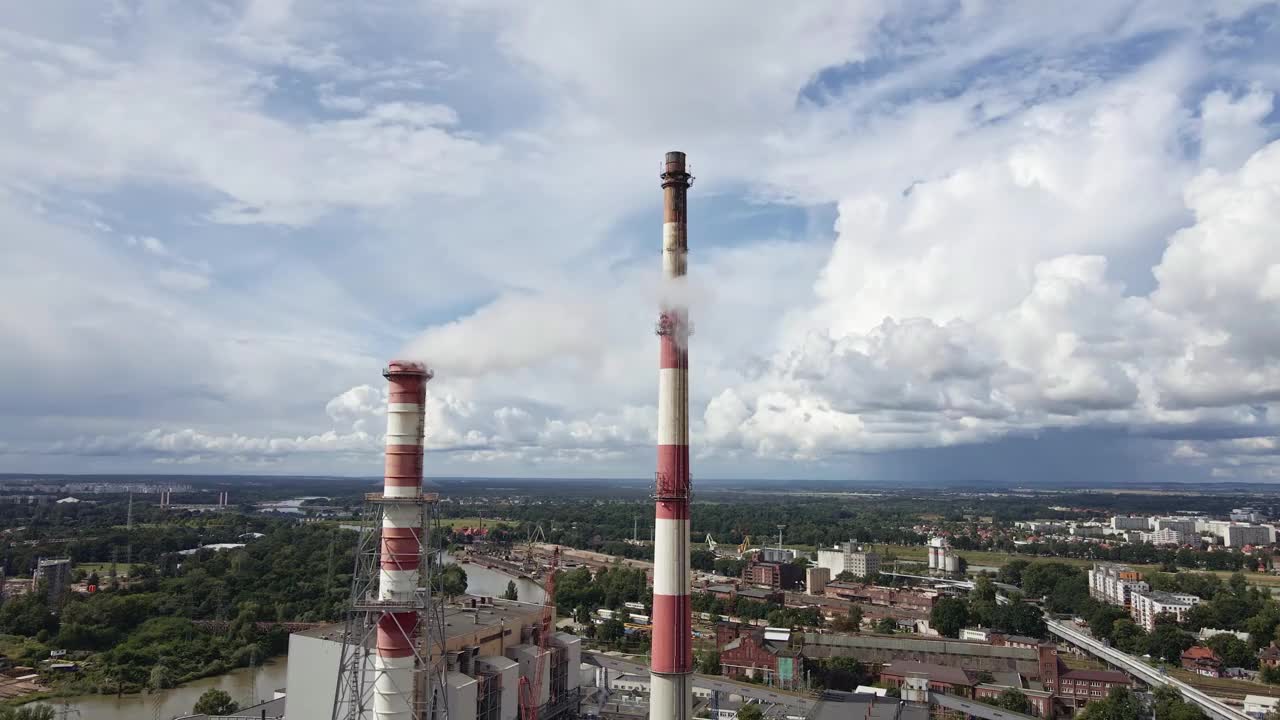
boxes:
[1232,508,1264,523]
[1142,528,1192,546]
[1258,642,1280,670]
[1087,564,1148,609]
[1154,517,1199,535]
[1070,524,1105,538]
[1110,516,1151,531]
[1223,524,1273,548]
[1131,590,1200,632]
[1181,646,1224,677]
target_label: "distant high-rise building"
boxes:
[1223,524,1273,548]
[34,557,71,611]
[1110,516,1151,531]
[1154,517,1200,535]
[1088,564,1148,609]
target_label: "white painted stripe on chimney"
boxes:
[652,517,691,596]
[382,484,419,499]
[382,506,421,528]
[657,369,689,445]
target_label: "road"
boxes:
[582,650,814,716]
[1046,618,1249,720]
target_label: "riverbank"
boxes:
[33,656,288,720]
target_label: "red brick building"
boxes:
[823,582,936,613]
[973,683,1054,717]
[1181,646,1224,677]
[1037,643,1130,713]
[742,561,804,590]
[716,623,802,690]
[879,661,976,697]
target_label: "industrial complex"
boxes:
[201,153,1269,720]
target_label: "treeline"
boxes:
[690,592,823,628]
[554,565,649,616]
[0,522,356,695]
[929,576,1046,639]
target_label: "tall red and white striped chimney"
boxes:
[376,360,431,720]
[651,151,693,720]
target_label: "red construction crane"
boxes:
[518,546,559,720]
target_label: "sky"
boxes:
[3,1,1280,484]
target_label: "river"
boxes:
[442,552,546,604]
[36,659,288,720]
[48,557,536,718]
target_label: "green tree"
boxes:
[502,580,518,601]
[193,688,239,715]
[989,688,1031,714]
[439,565,468,599]
[931,597,970,638]
[1077,687,1141,720]
[874,617,898,634]
[598,618,626,643]
[1206,633,1252,669]
[735,703,764,720]
[1148,623,1194,664]
[1152,685,1208,720]
[696,650,720,675]
[833,605,862,632]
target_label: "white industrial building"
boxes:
[816,541,881,579]
[284,597,581,720]
[926,537,959,574]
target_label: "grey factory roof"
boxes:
[807,691,929,720]
[879,660,974,686]
[295,596,546,644]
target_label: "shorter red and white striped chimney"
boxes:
[375,360,431,720]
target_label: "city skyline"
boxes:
[4,3,1280,483]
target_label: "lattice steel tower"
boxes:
[333,361,449,720]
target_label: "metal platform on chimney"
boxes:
[364,492,441,505]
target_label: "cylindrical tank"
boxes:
[945,552,959,573]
